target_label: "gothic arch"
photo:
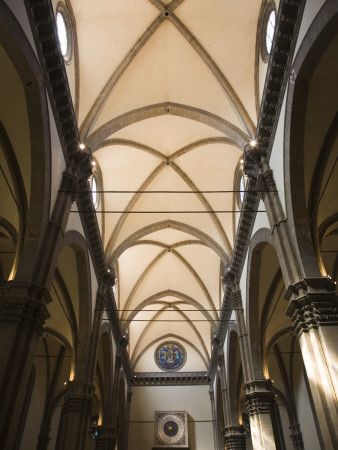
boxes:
[0,1,51,281]
[284,0,338,277]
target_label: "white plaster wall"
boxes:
[129,385,213,450]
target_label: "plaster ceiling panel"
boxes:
[107,115,225,155]
[173,246,222,315]
[110,166,231,257]
[131,308,211,359]
[93,21,245,133]
[94,144,162,248]
[117,244,164,307]
[126,252,216,313]
[72,0,158,125]
[175,0,260,128]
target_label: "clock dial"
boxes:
[163,420,178,437]
[157,414,185,445]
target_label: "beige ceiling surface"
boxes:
[67,0,262,372]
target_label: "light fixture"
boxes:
[79,143,86,150]
[92,161,96,166]
[250,139,257,147]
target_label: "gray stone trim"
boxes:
[109,219,228,266]
[87,102,249,151]
[132,371,209,386]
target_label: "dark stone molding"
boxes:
[132,372,210,386]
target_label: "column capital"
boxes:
[289,423,304,450]
[224,425,246,450]
[285,277,338,334]
[0,281,50,335]
[62,381,94,415]
[244,379,274,416]
[95,427,117,450]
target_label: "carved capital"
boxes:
[224,425,246,449]
[244,379,274,416]
[0,283,50,335]
[95,427,117,449]
[289,423,304,450]
[285,278,338,334]
[62,381,94,415]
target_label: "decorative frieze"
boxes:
[132,372,209,386]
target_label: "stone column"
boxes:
[209,387,219,450]
[244,380,276,450]
[0,282,50,448]
[224,425,246,450]
[55,381,94,450]
[286,277,338,450]
[121,387,132,450]
[95,343,126,450]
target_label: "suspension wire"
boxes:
[70,210,266,214]
[68,189,277,194]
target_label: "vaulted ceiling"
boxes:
[57,0,270,373]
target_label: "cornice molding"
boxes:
[132,372,210,386]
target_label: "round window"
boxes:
[260,2,276,62]
[266,10,276,55]
[56,3,73,63]
[90,175,99,210]
[155,342,186,371]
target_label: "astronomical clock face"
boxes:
[154,411,188,447]
[155,342,186,371]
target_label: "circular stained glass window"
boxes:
[155,342,186,371]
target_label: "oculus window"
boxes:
[56,3,73,63]
[155,342,186,371]
[261,2,276,62]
